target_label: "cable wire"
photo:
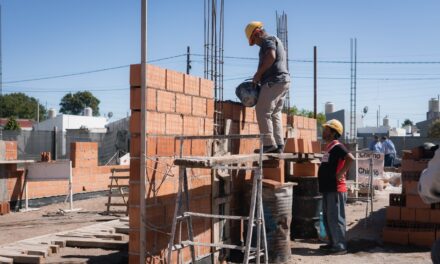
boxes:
[4,54,187,84]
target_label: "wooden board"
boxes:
[0,218,129,263]
[173,153,319,168]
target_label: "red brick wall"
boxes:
[4,142,128,202]
[129,64,214,263]
[70,142,98,168]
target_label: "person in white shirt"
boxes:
[380,136,397,167]
[418,144,440,263]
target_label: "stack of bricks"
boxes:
[383,147,439,247]
[70,142,98,168]
[288,115,318,141]
[129,64,214,263]
[284,138,321,178]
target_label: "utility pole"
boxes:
[313,46,317,119]
[140,0,148,263]
[0,4,3,96]
[186,46,191,74]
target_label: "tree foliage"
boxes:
[288,106,326,126]
[0,93,46,120]
[4,117,21,131]
[428,120,440,138]
[59,91,100,116]
[401,119,414,128]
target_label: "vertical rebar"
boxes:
[314,46,317,119]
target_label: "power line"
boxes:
[3,54,187,84]
[223,75,440,82]
[193,53,440,64]
[2,88,127,93]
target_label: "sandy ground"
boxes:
[0,196,120,245]
[289,188,432,264]
[0,189,433,263]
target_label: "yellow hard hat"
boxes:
[322,119,343,136]
[245,21,263,45]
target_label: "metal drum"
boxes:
[245,183,293,263]
[290,177,322,239]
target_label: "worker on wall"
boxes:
[318,119,355,255]
[245,21,290,153]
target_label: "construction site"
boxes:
[1,1,440,264]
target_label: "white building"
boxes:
[35,108,107,132]
[34,108,108,157]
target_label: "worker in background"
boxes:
[380,136,396,167]
[368,135,383,153]
[418,144,440,264]
[245,21,290,153]
[318,119,355,255]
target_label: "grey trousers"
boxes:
[255,82,289,146]
[322,192,347,249]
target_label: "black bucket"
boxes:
[291,177,322,239]
[290,176,320,196]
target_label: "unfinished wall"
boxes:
[3,142,128,206]
[129,64,214,263]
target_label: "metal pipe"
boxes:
[140,0,148,262]
[313,46,317,119]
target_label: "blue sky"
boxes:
[2,0,440,127]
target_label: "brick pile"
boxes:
[129,64,214,263]
[383,147,440,247]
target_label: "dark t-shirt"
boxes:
[258,35,290,85]
[318,143,348,193]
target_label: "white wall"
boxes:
[35,115,107,132]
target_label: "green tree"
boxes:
[428,120,440,138]
[59,91,100,116]
[288,106,326,126]
[401,119,413,128]
[4,117,21,131]
[0,93,46,120]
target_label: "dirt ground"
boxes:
[0,189,433,264]
[289,188,432,264]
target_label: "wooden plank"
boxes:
[173,153,318,168]
[51,240,66,248]
[114,226,129,234]
[0,250,43,264]
[0,256,13,264]
[262,179,297,189]
[65,238,128,250]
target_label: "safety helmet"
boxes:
[322,119,343,136]
[245,21,263,46]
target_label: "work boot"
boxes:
[276,144,285,153]
[319,244,332,251]
[255,145,278,153]
[326,246,347,255]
